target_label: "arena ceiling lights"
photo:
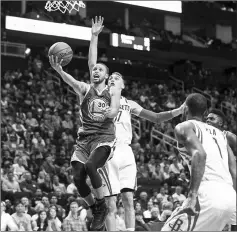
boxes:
[6,16,91,41]
[115,1,182,13]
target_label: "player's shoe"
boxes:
[90,198,108,231]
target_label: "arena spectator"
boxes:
[4,199,14,215]
[12,157,26,178]
[63,201,87,231]
[135,202,142,213]
[25,111,39,129]
[116,206,126,231]
[47,206,62,231]
[1,201,18,231]
[159,202,173,222]
[39,173,54,194]
[21,197,36,216]
[54,189,67,206]
[143,201,154,219]
[165,171,178,189]
[135,210,150,231]
[161,164,170,180]
[20,172,38,195]
[41,196,51,211]
[157,187,168,204]
[41,154,57,176]
[172,186,186,204]
[150,206,161,222]
[176,172,189,194]
[168,156,184,174]
[152,164,163,181]
[32,210,49,231]
[138,191,149,210]
[50,195,65,219]
[52,175,67,194]
[11,201,32,231]
[62,111,74,131]
[31,188,43,207]
[66,175,77,194]
[2,171,21,193]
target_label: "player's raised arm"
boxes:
[128,100,185,123]
[175,121,206,198]
[227,144,236,191]
[49,56,89,96]
[88,16,104,75]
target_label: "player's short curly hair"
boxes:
[208,108,226,122]
[186,93,207,117]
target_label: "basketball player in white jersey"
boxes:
[206,108,236,231]
[161,93,236,231]
[101,72,185,231]
[206,108,237,157]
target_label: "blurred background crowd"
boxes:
[1,1,236,231]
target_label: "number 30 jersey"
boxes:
[177,120,233,186]
[114,97,143,145]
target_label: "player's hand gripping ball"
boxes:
[48,42,73,67]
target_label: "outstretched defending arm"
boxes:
[128,100,185,123]
[227,144,236,191]
[175,121,207,195]
[88,16,104,76]
[49,56,89,96]
[226,131,237,157]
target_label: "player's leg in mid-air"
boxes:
[71,135,116,230]
[104,144,136,231]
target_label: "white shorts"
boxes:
[100,144,137,197]
[161,181,236,231]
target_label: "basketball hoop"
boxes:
[45,1,85,14]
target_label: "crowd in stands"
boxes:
[1,48,236,231]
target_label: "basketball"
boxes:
[48,42,73,67]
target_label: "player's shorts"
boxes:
[161,181,236,231]
[101,143,137,197]
[71,134,116,164]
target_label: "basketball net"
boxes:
[45,1,85,14]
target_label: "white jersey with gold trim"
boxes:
[177,120,233,187]
[114,97,143,145]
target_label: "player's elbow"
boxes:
[193,150,207,162]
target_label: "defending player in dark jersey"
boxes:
[49,25,122,229]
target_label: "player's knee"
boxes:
[85,159,96,174]
[106,196,117,214]
[121,191,134,210]
[73,173,86,187]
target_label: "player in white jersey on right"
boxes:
[206,108,236,231]
[161,93,236,231]
[102,72,185,231]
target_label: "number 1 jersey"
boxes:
[177,120,233,186]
